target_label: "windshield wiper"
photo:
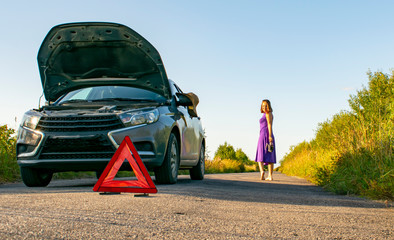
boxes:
[90,98,158,103]
[59,99,89,105]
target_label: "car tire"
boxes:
[20,167,53,187]
[154,133,179,184]
[190,144,205,180]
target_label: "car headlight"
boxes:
[119,109,159,127]
[16,127,44,157]
[21,112,41,130]
[17,127,42,146]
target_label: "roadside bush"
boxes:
[278,70,393,200]
[205,158,257,174]
[0,125,19,183]
[210,142,258,173]
[214,142,236,160]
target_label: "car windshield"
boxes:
[57,86,167,105]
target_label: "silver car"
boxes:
[16,22,205,187]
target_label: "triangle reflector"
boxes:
[93,136,157,193]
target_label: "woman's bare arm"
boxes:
[266,112,273,143]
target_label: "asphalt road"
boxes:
[0,172,392,239]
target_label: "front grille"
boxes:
[36,115,123,132]
[39,134,116,159]
[41,136,114,153]
[39,152,114,159]
[38,134,152,160]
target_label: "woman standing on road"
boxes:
[255,99,276,181]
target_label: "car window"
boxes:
[69,88,92,100]
[57,86,166,104]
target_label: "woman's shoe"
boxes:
[265,176,272,181]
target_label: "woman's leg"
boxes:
[266,163,274,181]
[258,162,265,180]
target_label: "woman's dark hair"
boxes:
[261,99,273,113]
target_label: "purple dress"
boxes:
[255,114,276,165]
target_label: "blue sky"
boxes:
[1,1,393,164]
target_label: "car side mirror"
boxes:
[176,93,193,106]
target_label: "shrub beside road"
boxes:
[278,71,393,201]
[0,125,18,183]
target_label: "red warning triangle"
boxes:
[93,136,157,193]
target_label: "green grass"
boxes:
[0,151,19,183]
[278,70,393,201]
[278,146,393,200]
[0,125,19,183]
[205,158,258,174]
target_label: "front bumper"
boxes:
[17,121,169,172]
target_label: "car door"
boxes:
[172,83,200,161]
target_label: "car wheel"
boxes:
[154,133,179,184]
[190,144,205,180]
[20,167,53,187]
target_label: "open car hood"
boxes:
[38,22,170,101]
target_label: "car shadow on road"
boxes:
[158,173,387,209]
